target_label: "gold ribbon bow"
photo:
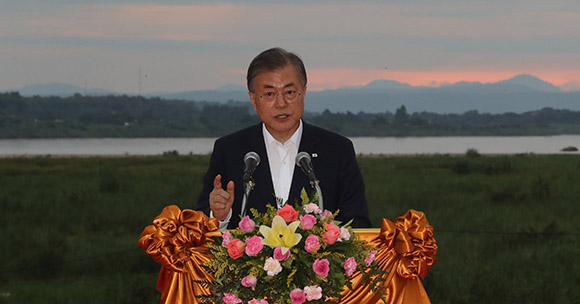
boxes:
[341,209,437,304]
[138,205,219,304]
[386,210,437,281]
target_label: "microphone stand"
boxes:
[240,178,255,218]
[308,179,323,211]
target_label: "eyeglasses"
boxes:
[253,89,303,104]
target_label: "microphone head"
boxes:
[244,151,260,166]
[296,151,317,184]
[243,151,260,183]
[295,151,311,168]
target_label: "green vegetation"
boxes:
[3,92,580,138]
[1,154,579,303]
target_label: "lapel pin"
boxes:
[312,153,318,158]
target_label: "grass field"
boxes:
[1,154,579,303]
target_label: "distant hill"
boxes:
[156,89,248,103]
[15,82,117,97]
[498,74,563,92]
[304,74,579,114]
[8,75,580,114]
[338,79,416,90]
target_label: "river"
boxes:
[1,136,579,156]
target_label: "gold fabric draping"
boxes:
[340,209,437,304]
[139,207,436,304]
[138,205,220,304]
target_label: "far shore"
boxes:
[1,152,578,159]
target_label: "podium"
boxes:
[139,206,437,304]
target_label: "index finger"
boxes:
[213,174,223,190]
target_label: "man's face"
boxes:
[249,64,306,143]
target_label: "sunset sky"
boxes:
[1,0,579,94]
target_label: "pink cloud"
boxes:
[306,68,580,92]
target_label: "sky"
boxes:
[1,0,579,94]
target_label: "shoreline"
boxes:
[0,152,577,159]
[2,136,578,156]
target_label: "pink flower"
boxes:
[344,257,357,277]
[320,210,334,222]
[249,300,268,304]
[339,227,351,241]
[304,235,321,253]
[223,293,242,304]
[365,250,378,266]
[245,235,264,256]
[303,203,321,214]
[241,274,257,290]
[222,230,232,247]
[304,285,323,301]
[299,214,317,230]
[289,288,306,304]
[264,257,282,276]
[273,247,290,261]
[312,258,330,278]
[277,204,299,222]
[239,215,256,233]
[227,239,245,260]
[322,223,340,245]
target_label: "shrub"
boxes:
[466,148,480,158]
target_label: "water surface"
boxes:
[0,136,578,156]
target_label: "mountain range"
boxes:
[10,74,580,114]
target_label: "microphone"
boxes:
[295,151,324,210]
[243,151,260,184]
[295,151,317,185]
[240,151,260,218]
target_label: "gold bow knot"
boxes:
[139,205,219,304]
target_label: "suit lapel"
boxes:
[246,123,276,209]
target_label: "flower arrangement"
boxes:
[199,189,384,304]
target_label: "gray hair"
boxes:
[246,47,307,92]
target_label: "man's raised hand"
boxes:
[209,174,235,221]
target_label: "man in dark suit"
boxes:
[196,47,371,229]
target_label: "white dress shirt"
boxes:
[263,120,303,206]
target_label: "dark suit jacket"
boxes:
[196,121,372,229]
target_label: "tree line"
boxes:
[1,92,580,138]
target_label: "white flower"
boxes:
[339,227,351,241]
[263,257,282,276]
[303,203,321,214]
[304,285,322,301]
